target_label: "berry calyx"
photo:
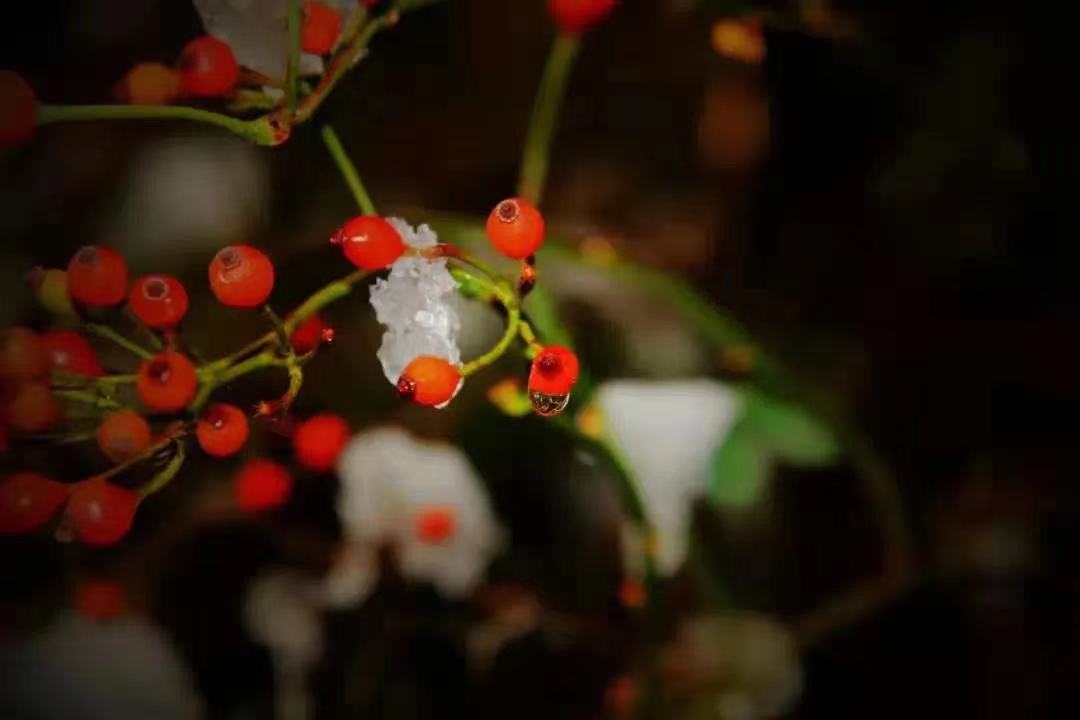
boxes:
[65,478,139,546]
[234,459,292,512]
[485,197,545,259]
[178,35,239,98]
[0,327,47,382]
[528,345,580,395]
[332,216,406,270]
[115,62,182,105]
[0,472,69,534]
[414,505,456,544]
[301,1,342,55]
[289,313,331,355]
[129,274,189,329]
[41,330,104,378]
[75,579,128,622]
[0,71,37,147]
[292,413,349,472]
[4,382,62,434]
[397,356,461,407]
[196,403,249,458]
[548,0,618,35]
[67,246,128,307]
[209,245,275,308]
[136,351,198,412]
[96,410,152,463]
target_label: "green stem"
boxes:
[53,388,122,410]
[285,0,303,114]
[461,293,520,376]
[321,125,377,215]
[83,324,154,361]
[137,441,187,499]
[263,304,292,354]
[517,33,581,205]
[37,105,279,145]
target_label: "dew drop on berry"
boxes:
[529,390,571,417]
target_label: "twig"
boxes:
[321,124,377,215]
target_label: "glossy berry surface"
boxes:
[209,245,275,308]
[548,0,617,34]
[485,198,545,259]
[4,382,62,434]
[196,403,249,458]
[75,579,128,622]
[41,330,104,378]
[234,459,292,512]
[0,327,47,382]
[292,413,349,472]
[115,62,182,105]
[96,410,152,463]
[67,246,128,307]
[528,345,580,395]
[289,313,330,354]
[0,472,69,534]
[0,71,37,147]
[178,35,239,97]
[301,1,342,55]
[333,216,405,270]
[414,505,456,544]
[397,355,461,407]
[129,274,189,328]
[136,351,198,412]
[66,479,139,546]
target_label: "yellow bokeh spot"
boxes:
[711,18,767,64]
[575,404,605,439]
[580,235,618,266]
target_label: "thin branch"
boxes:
[37,105,281,145]
[321,124,377,215]
[82,324,155,361]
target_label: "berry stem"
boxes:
[82,323,155,360]
[517,33,581,205]
[52,388,122,410]
[37,105,280,145]
[136,440,187,499]
[460,282,520,377]
[95,423,187,483]
[321,124,377,215]
[284,0,303,115]
[262,305,292,355]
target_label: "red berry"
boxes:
[67,246,128,307]
[301,1,342,55]
[528,345,580,395]
[4,382,62,434]
[114,62,182,105]
[196,403,249,458]
[209,245,275,308]
[485,198,545,259]
[397,355,461,407]
[178,35,239,97]
[333,216,405,270]
[66,478,138,546]
[136,351,197,412]
[548,0,617,34]
[0,472,69,534]
[40,330,104,378]
[292,413,349,472]
[96,410,152,463]
[0,71,37,147]
[289,313,329,354]
[234,459,292,512]
[75,579,128,622]
[0,327,48,382]
[414,505,456,544]
[129,274,189,329]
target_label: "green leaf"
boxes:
[740,391,840,467]
[708,423,770,508]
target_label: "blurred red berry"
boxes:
[75,579,128,622]
[486,198,545,259]
[292,413,349,472]
[414,505,456,544]
[4,382,62,434]
[114,62,182,105]
[136,351,197,412]
[333,216,405,270]
[0,71,37,146]
[66,478,138,546]
[0,327,48,382]
[528,345,580,395]
[234,459,292,512]
[0,472,69,534]
[301,1,342,55]
[129,274,189,329]
[209,245,275,308]
[289,313,328,354]
[196,403,249,458]
[178,35,239,97]
[548,0,617,34]
[96,409,152,463]
[40,330,104,378]
[397,355,461,407]
[67,246,128,307]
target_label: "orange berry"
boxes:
[41,330,104,378]
[234,459,292,512]
[397,355,461,407]
[301,1,342,55]
[414,505,456,544]
[129,274,189,328]
[0,71,37,147]
[485,197,545,259]
[528,345,580,396]
[332,216,406,271]
[96,410,152,463]
[178,36,239,97]
[115,62,182,105]
[289,313,329,354]
[67,246,128,307]
[4,382,62,434]
[292,413,349,472]
[209,245,275,308]
[0,472,69,534]
[75,579,128,622]
[65,478,138,546]
[136,351,197,412]
[0,327,48,382]
[195,403,249,458]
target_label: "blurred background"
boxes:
[2,0,1079,718]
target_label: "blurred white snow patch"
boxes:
[370,219,461,386]
[597,379,742,575]
[0,612,203,720]
[336,427,503,598]
[111,135,267,260]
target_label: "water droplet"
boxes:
[529,390,570,417]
